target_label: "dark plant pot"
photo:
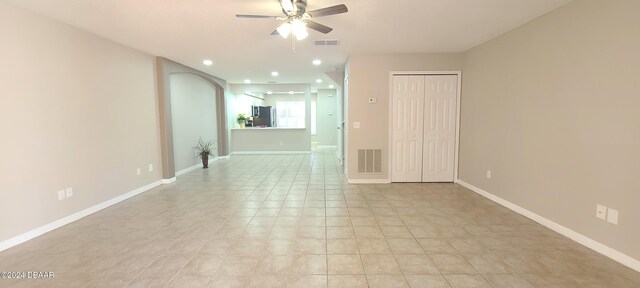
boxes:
[202,154,209,168]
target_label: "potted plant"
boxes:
[195,138,215,168]
[237,113,247,128]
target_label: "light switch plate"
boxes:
[65,187,73,198]
[596,204,607,220]
[148,164,153,172]
[137,168,141,175]
[368,98,377,104]
[353,122,360,128]
[486,170,492,179]
[58,190,66,200]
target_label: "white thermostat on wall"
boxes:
[368,98,377,104]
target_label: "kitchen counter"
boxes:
[230,127,310,153]
[230,127,305,130]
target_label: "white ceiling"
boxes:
[8,0,572,88]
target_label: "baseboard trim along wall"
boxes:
[175,157,220,176]
[0,180,163,253]
[347,178,391,184]
[161,177,176,184]
[231,151,311,155]
[455,179,640,273]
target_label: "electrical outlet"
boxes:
[136,168,141,176]
[596,205,607,220]
[353,122,360,128]
[607,208,619,224]
[486,170,492,179]
[57,190,66,200]
[65,187,73,198]
[148,164,153,172]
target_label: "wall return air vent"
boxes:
[357,149,382,173]
[314,39,339,46]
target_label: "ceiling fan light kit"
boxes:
[237,0,348,52]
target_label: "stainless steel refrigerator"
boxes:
[251,106,276,127]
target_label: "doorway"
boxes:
[390,73,461,182]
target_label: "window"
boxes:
[276,101,305,128]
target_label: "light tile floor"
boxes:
[1,148,639,287]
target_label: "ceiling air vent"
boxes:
[314,39,339,46]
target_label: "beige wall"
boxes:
[0,2,161,242]
[170,74,218,172]
[460,0,640,260]
[346,53,463,179]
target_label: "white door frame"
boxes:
[388,71,462,182]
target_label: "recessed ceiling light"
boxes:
[312,59,322,66]
[288,91,294,95]
[316,79,323,83]
[271,71,279,77]
[267,91,273,95]
[203,59,213,66]
[329,85,335,89]
[244,79,251,84]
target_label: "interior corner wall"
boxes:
[346,53,463,180]
[459,0,640,261]
[170,74,218,172]
[0,2,161,242]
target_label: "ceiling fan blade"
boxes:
[278,0,294,14]
[307,21,333,34]
[236,14,278,19]
[307,4,348,18]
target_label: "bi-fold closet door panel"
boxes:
[423,75,457,182]
[391,74,457,183]
[391,75,425,182]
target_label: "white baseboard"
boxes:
[176,163,203,176]
[0,180,163,252]
[455,179,640,273]
[347,178,391,184]
[175,157,219,176]
[161,177,176,184]
[231,151,311,155]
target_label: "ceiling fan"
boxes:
[236,0,348,41]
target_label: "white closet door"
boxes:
[422,75,457,182]
[392,75,424,182]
